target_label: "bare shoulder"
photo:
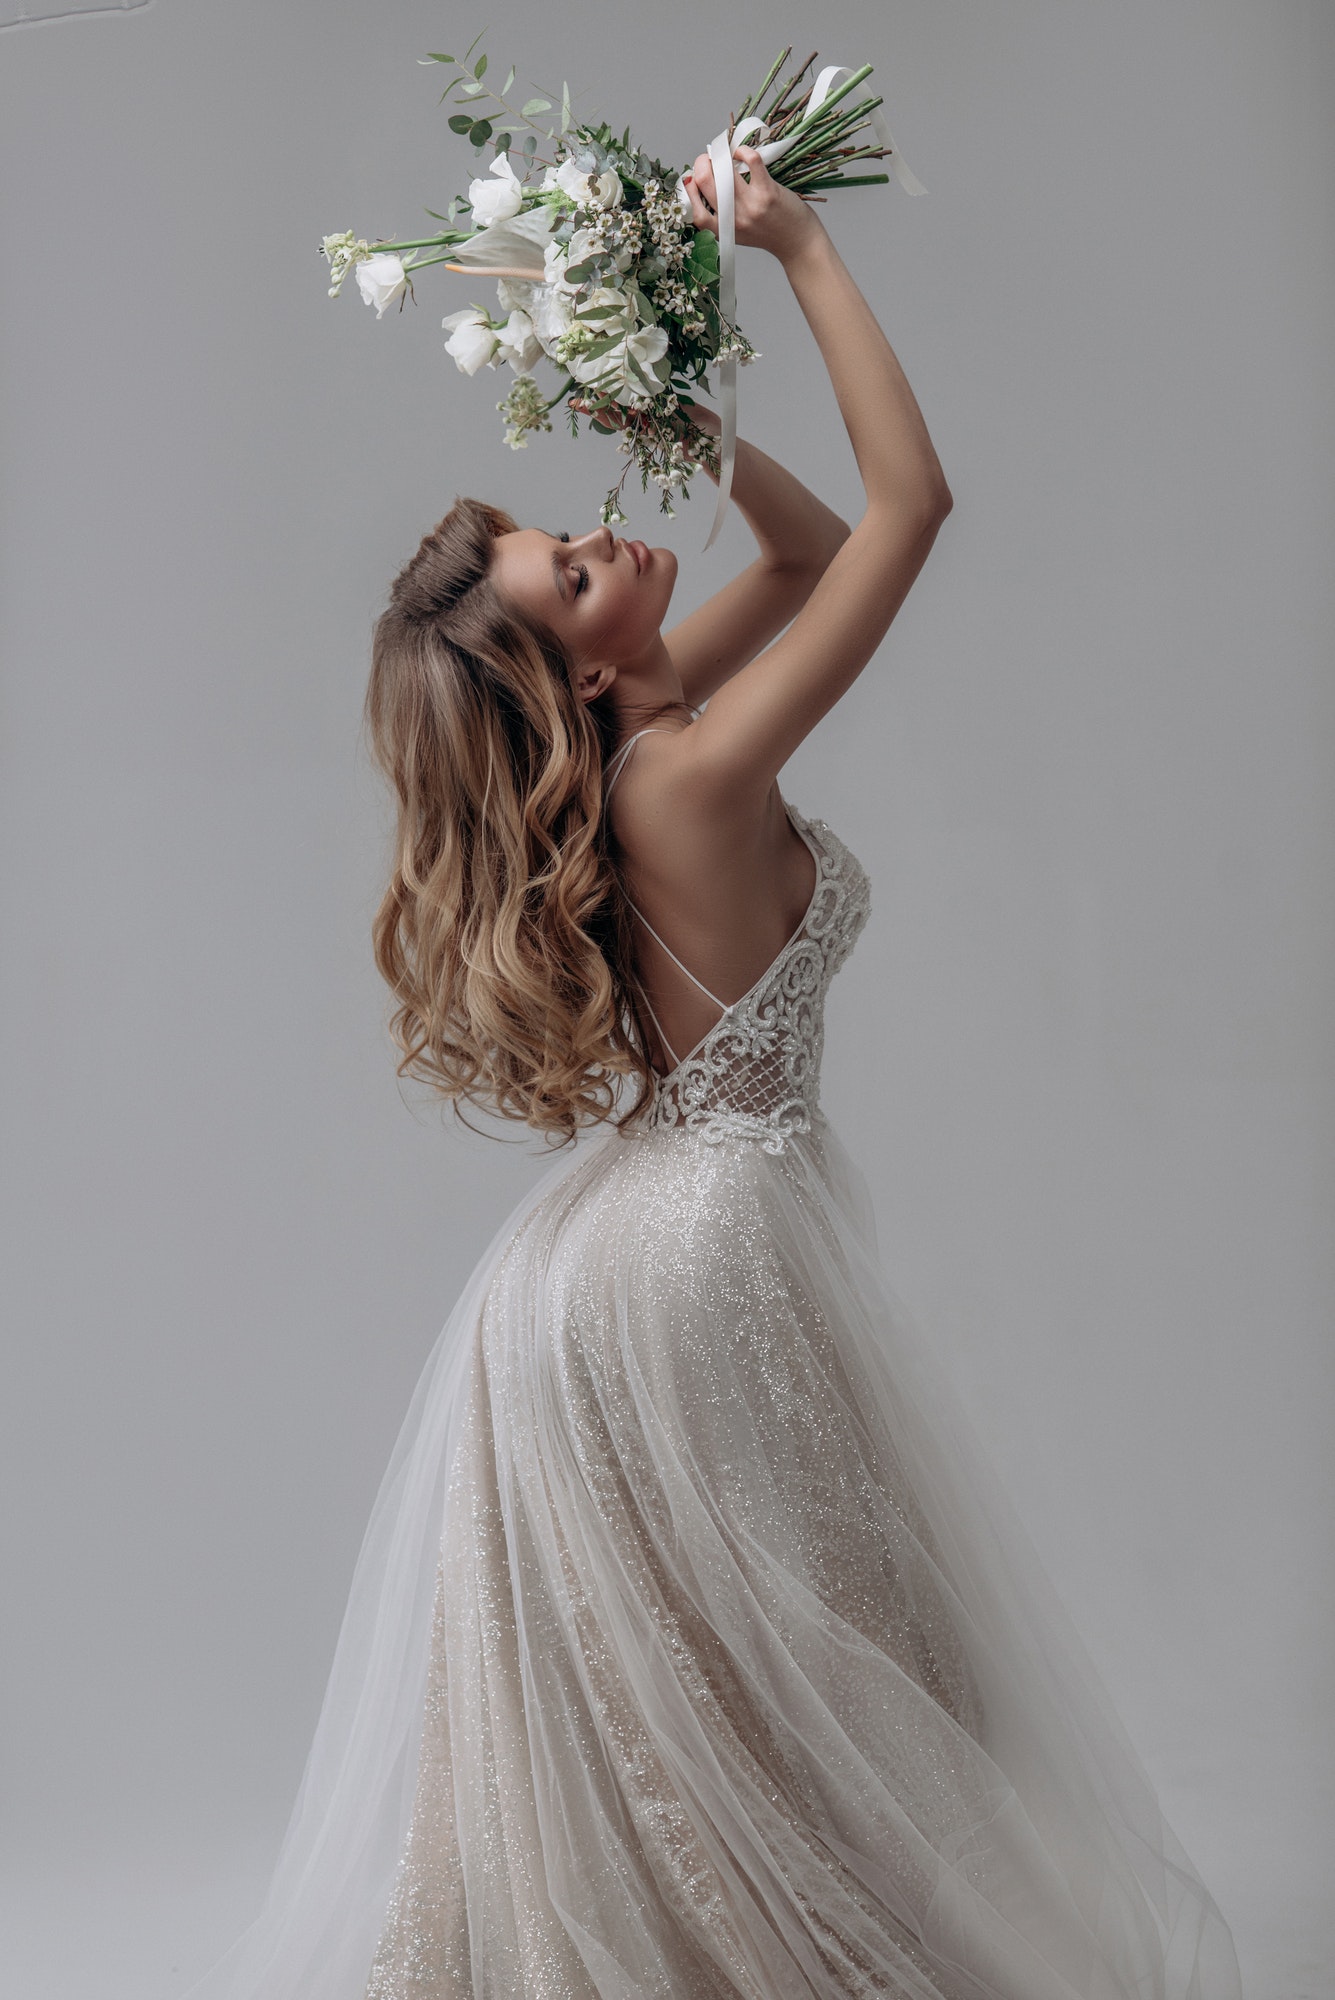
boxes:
[605,727,746,875]
[605,724,805,932]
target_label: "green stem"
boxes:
[785,140,888,186]
[747,47,792,121]
[777,94,883,172]
[375,233,471,254]
[780,63,874,147]
[797,172,891,191]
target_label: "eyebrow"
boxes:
[550,548,568,603]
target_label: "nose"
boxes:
[574,525,614,560]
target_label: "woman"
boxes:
[186,149,1242,1999]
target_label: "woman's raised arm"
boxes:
[674,147,952,805]
[660,407,850,709]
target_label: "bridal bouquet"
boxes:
[321,41,923,526]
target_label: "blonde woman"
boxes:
[186,149,1241,2000]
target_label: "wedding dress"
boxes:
[184,746,1242,2000]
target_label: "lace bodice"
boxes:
[631,806,871,1154]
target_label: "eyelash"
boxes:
[558,534,588,597]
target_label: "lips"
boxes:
[627,539,648,576]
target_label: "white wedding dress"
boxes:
[183,758,1242,2000]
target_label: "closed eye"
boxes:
[575,564,588,597]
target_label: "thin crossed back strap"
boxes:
[603,728,732,1070]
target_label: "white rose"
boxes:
[581,284,635,333]
[542,241,569,290]
[553,157,622,210]
[355,252,409,318]
[466,154,524,228]
[442,306,500,376]
[584,324,670,407]
[495,308,543,373]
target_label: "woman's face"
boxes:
[490,524,678,687]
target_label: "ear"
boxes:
[573,660,617,706]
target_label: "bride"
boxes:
[184,146,1241,1999]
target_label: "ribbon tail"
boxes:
[702,128,738,552]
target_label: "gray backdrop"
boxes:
[2,3,1331,1995]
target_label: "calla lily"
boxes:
[447,205,554,281]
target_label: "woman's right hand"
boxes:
[682,144,824,265]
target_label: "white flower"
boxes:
[449,205,554,279]
[581,284,635,333]
[495,308,543,373]
[466,154,524,228]
[570,323,670,406]
[355,252,409,318]
[542,241,569,290]
[442,306,500,375]
[498,276,573,352]
[553,156,623,210]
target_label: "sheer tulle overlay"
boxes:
[184,810,1241,2000]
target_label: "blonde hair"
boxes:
[364,497,673,1147]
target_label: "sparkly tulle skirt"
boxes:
[182,1112,1241,1999]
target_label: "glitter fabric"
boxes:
[183,804,1242,2000]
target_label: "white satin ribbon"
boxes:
[691,65,927,549]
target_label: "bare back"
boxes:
[604,727,819,1075]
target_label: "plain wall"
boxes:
[2,2,1331,1995]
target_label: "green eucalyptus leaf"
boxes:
[503,67,515,93]
[494,131,511,153]
[448,113,473,133]
[561,80,571,132]
[424,52,454,62]
[688,231,720,279]
[522,97,551,117]
[469,119,493,146]
[523,132,538,157]
[474,53,488,79]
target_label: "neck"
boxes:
[604,633,691,742]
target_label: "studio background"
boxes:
[1,3,1330,1996]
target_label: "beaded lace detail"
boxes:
[635,808,871,1154]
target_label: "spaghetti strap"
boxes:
[603,715,734,1064]
[634,981,684,1071]
[626,901,732,1013]
[603,728,676,799]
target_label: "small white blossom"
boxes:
[321,230,372,298]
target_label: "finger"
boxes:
[689,154,719,214]
[683,174,715,230]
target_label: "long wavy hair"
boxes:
[364,497,683,1147]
